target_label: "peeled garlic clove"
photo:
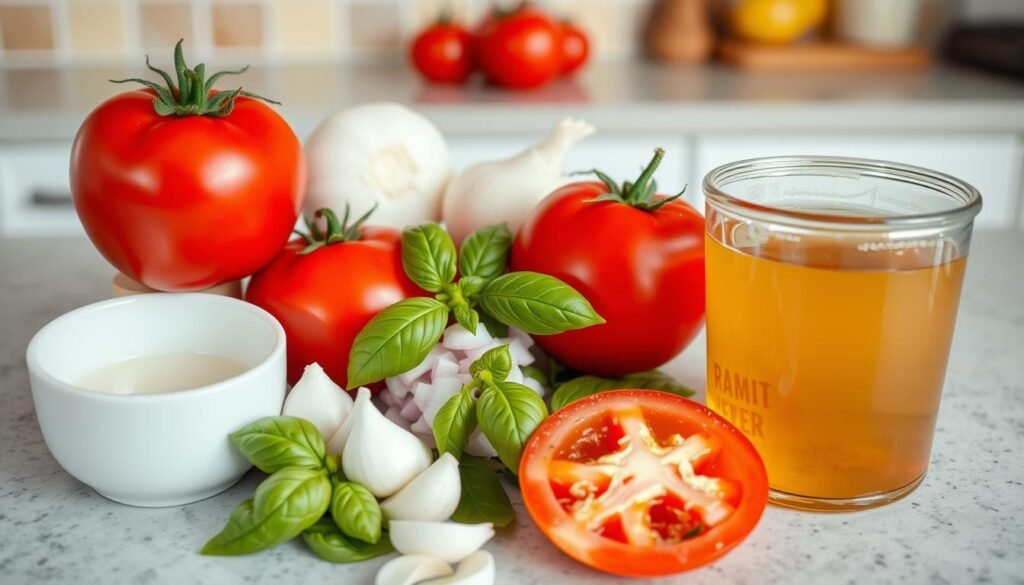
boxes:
[342,389,432,498]
[326,386,370,455]
[282,362,353,439]
[423,551,495,585]
[390,521,494,564]
[375,555,453,585]
[381,453,461,522]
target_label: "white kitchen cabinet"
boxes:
[447,133,693,205]
[693,133,1023,228]
[0,144,81,238]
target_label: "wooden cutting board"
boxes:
[719,41,931,71]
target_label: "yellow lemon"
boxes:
[729,0,828,45]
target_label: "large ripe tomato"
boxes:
[511,149,705,377]
[246,208,424,387]
[560,21,589,75]
[71,42,304,292]
[410,19,474,84]
[476,7,562,89]
[521,390,768,577]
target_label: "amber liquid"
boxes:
[705,231,966,502]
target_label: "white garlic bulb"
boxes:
[282,362,353,439]
[375,555,453,585]
[325,386,370,455]
[389,521,494,564]
[381,453,461,522]
[342,387,433,498]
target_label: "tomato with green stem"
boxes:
[410,12,475,84]
[520,390,767,577]
[476,4,563,89]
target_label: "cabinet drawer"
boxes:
[0,144,81,237]
[694,133,1022,228]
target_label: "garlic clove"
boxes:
[325,386,370,455]
[381,453,461,522]
[281,362,353,439]
[342,388,433,498]
[442,323,493,351]
[375,555,454,585]
[465,430,498,459]
[389,521,494,564]
[422,551,495,585]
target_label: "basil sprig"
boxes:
[431,345,548,474]
[203,415,389,562]
[347,222,603,388]
[550,370,695,412]
[451,456,514,528]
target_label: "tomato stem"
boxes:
[109,39,281,117]
[579,148,687,212]
[296,204,378,254]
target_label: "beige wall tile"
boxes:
[274,0,334,55]
[68,1,125,54]
[140,2,195,50]
[349,3,401,51]
[4,70,62,110]
[0,5,55,51]
[413,0,473,29]
[212,2,263,49]
[565,0,631,58]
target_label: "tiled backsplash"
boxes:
[0,0,648,66]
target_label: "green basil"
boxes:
[470,344,512,382]
[229,416,326,474]
[478,272,604,335]
[330,481,382,545]
[402,223,457,292]
[476,381,548,474]
[347,297,449,388]
[452,302,480,335]
[451,455,515,527]
[459,224,512,281]
[550,370,695,412]
[480,311,509,338]
[433,387,478,459]
[302,518,394,563]
[458,275,486,298]
[520,365,547,386]
[201,467,331,555]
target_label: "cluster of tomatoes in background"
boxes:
[410,2,589,89]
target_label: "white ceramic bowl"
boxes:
[27,294,286,507]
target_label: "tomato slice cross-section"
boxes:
[521,390,768,577]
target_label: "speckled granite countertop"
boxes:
[1,233,1022,585]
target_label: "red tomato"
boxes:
[511,149,705,377]
[71,44,304,291]
[410,21,474,84]
[246,210,424,387]
[560,22,589,75]
[476,8,562,89]
[521,390,768,577]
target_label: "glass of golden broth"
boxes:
[703,156,981,511]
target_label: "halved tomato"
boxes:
[520,390,768,577]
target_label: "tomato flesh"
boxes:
[521,390,767,577]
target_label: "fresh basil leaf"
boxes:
[451,455,514,528]
[433,388,478,459]
[229,416,326,474]
[302,518,394,563]
[459,275,486,298]
[470,344,512,382]
[330,481,382,545]
[550,370,695,412]
[347,297,449,388]
[402,223,457,292]
[520,365,547,386]
[201,467,331,555]
[478,272,604,335]
[476,381,548,474]
[452,303,480,335]
[459,224,512,281]
[479,311,509,338]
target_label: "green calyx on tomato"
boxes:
[295,205,378,255]
[580,148,686,212]
[111,39,279,118]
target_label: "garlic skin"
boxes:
[381,453,461,522]
[442,118,595,245]
[282,362,353,439]
[325,386,370,455]
[342,388,433,498]
[375,555,454,585]
[389,521,494,564]
[423,551,495,585]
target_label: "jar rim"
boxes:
[703,156,983,231]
